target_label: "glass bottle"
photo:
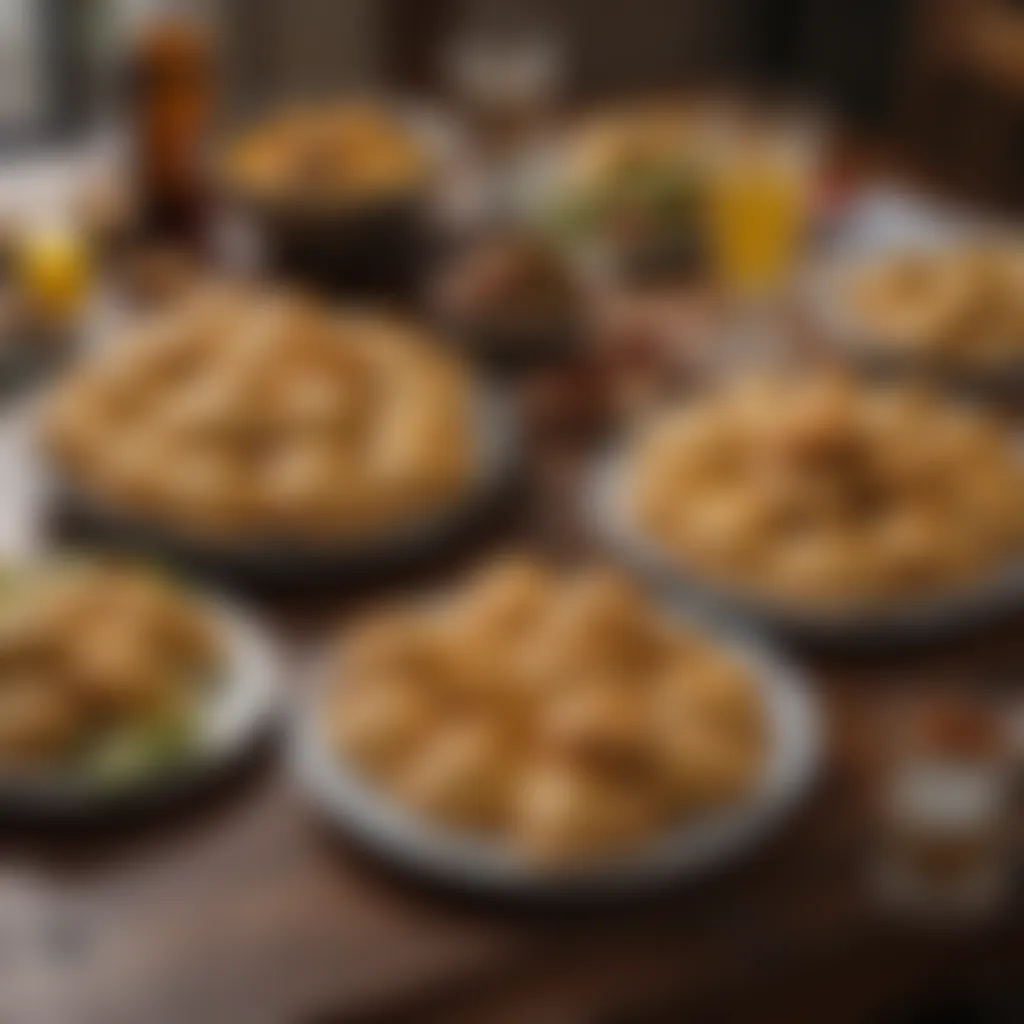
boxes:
[121,0,214,241]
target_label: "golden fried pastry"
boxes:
[0,561,221,774]
[327,558,766,863]
[225,102,429,210]
[0,682,79,763]
[654,719,761,812]
[397,718,512,829]
[514,761,659,861]
[330,678,435,776]
[45,286,476,545]
[628,375,1024,608]
[846,242,1024,369]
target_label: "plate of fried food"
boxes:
[294,557,819,895]
[808,235,1024,390]
[42,284,516,580]
[596,374,1024,642]
[0,556,277,815]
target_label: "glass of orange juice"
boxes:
[703,113,820,369]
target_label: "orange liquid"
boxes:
[707,162,807,298]
[19,226,92,323]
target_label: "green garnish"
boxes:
[78,708,199,790]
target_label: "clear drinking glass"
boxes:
[703,111,821,375]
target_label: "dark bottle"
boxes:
[123,0,215,242]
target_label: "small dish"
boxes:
[217,101,454,298]
[430,232,586,370]
[805,234,1024,395]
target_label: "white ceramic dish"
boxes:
[0,598,279,816]
[44,382,519,582]
[803,231,1024,394]
[292,604,820,898]
[592,446,1024,646]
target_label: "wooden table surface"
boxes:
[0,376,1022,1024]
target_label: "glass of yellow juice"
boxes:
[18,222,93,325]
[708,153,809,298]
[702,114,820,372]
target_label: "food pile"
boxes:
[846,243,1024,370]
[225,102,429,210]
[629,376,1024,607]
[47,286,475,544]
[329,558,766,863]
[0,561,220,779]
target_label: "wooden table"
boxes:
[0,377,1023,1024]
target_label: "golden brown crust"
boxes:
[46,288,475,544]
[224,102,428,210]
[0,562,220,769]
[327,558,766,863]
[628,376,1024,608]
[846,243,1024,369]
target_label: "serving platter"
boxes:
[291,601,820,899]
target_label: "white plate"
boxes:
[803,229,1024,393]
[592,446,1024,645]
[0,598,280,816]
[291,606,820,898]
[44,381,519,582]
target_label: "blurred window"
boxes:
[0,0,98,147]
[0,0,47,140]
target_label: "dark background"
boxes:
[33,0,1023,206]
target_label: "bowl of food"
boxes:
[809,237,1024,391]
[596,374,1024,642]
[294,557,819,895]
[0,557,277,814]
[42,284,516,581]
[219,100,438,297]
[542,105,709,283]
[431,232,585,368]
